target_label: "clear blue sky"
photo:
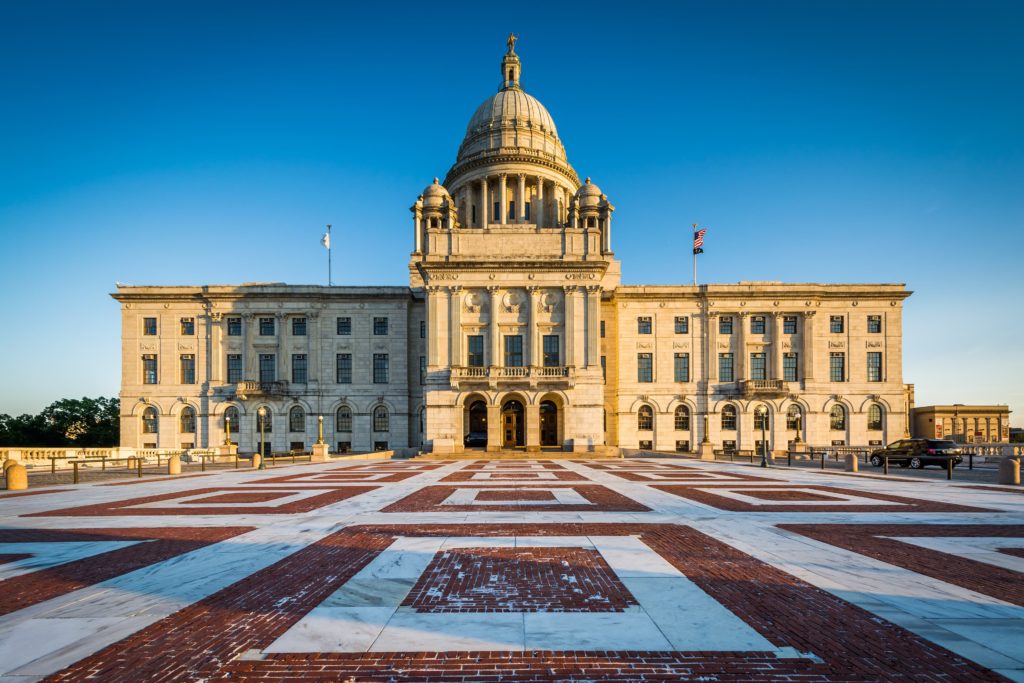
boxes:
[1,1,1021,423]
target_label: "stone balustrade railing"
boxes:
[0,446,228,470]
[450,365,573,383]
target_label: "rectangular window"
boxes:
[373,317,388,335]
[143,317,157,336]
[419,356,426,385]
[420,320,426,338]
[783,352,798,382]
[674,353,690,382]
[600,320,605,338]
[543,335,560,367]
[637,353,653,383]
[504,335,523,367]
[373,353,389,383]
[291,354,307,384]
[337,316,351,335]
[259,317,275,336]
[180,318,194,335]
[637,316,652,334]
[227,354,242,383]
[292,317,307,336]
[674,316,689,334]
[675,440,690,453]
[601,355,606,380]
[508,201,515,220]
[750,352,766,380]
[179,354,195,384]
[830,352,846,382]
[336,353,352,384]
[719,316,733,334]
[750,315,766,335]
[524,202,531,221]
[259,354,276,382]
[142,354,158,384]
[467,335,484,367]
[719,353,734,382]
[830,315,844,333]
[868,315,882,333]
[867,351,883,382]
[783,315,797,334]
[493,201,499,220]
[227,317,241,336]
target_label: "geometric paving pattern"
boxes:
[0,456,1019,681]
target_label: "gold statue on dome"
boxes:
[507,32,518,52]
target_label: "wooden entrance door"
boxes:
[502,412,518,448]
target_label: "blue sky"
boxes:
[0,1,1021,423]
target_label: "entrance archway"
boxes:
[540,400,559,447]
[466,400,488,449]
[501,399,525,448]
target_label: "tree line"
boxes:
[0,397,119,447]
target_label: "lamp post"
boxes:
[317,414,324,445]
[793,411,802,444]
[224,416,231,446]
[702,412,710,444]
[757,405,769,468]
[257,406,267,470]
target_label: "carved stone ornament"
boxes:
[464,291,484,314]
[541,291,559,313]
[502,291,523,313]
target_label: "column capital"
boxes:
[525,285,541,294]
[498,172,507,179]
[447,285,463,294]
[562,285,580,294]
[737,311,750,318]
[585,285,602,294]
[803,310,817,319]
[425,285,445,294]
[486,285,501,294]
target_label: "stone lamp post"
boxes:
[311,414,330,462]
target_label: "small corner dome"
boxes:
[421,178,450,208]
[575,177,603,207]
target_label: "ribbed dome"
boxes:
[467,89,559,139]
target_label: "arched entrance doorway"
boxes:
[540,400,558,447]
[465,400,488,449]
[501,399,525,448]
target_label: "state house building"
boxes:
[114,43,912,455]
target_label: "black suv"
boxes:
[869,439,963,469]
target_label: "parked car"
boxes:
[869,439,963,469]
[463,431,488,447]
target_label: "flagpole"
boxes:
[692,223,698,286]
[327,224,332,286]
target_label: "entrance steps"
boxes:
[413,448,621,460]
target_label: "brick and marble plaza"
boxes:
[1,455,1022,681]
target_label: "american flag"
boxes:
[693,228,706,255]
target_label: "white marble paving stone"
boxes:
[320,578,415,608]
[0,616,154,677]
[589,536,681,578]
[264,606,395,653]
[370,610,525,652]
[0,541,142,581]
[523,610,672,650]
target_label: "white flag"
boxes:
[321,232,331,249]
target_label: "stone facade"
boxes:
[113,43,912,454]
[911,405,1012,443]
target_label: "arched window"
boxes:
[674,405,690,430]
[179,406,196,434]
[336,406,352,432]
[868,403,883,431]
[373,405,389,432]
[754,405,770,430]
[256,407,273,433]
[830,405,846,431]
[637,405,653,431]
[289,406,305,432]
[142,407,158,434]
[721,405,737,431]
[786,404,802,430]
[224,406,240,433]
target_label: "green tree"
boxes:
[0,397,119,447]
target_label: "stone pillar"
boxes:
[527,286,540,366]
[486,403,501,452]
[707,312,718,381]
[275,313,285,381]
[563,286,577,368]
[243,313,255,379]
[499,174,507,225]
[5,463,27,490]
[586,286,601,367]
[604,213,613,252]
[802,311,816,381]
[736,312,748,380]
[449,286,462,366]
[167,454,181,475]
[517,174,526,223]
[479,176,488,226]
[488,286,501,367]
[772,313,783,380]
[413,206,423,252]
[526,402,541,452]
[426,287,441,366]
[535,177,544,226]
[998,456,1020,485]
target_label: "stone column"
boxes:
[308,312,320,381]
[706,312,718,381]
[486,403,501,452]
[535,177,544,226]
[563,286,576,368]
[210,312,223,383]
[499,174,507,225]
[413,206,423,252]
[488,286,501,367]
[604,213,613,252]
[736,312,748,380]
[802,311,816,381]
[448,286,462,367]
[275,314,285,381]
[526,286,540,366]
[517,174,526,223]
[526,402,541,453]
[426,287,440,366]
[479,176,488,226]
[243,313,255,379]
[771,313,783,380]
[586,286,601,367]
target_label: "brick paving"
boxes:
[0,456,1019,681]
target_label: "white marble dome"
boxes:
[575,177,603,207]
[421,178,451,208]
